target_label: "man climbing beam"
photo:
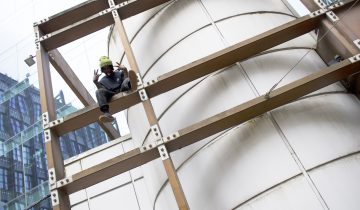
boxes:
[93,56,138,122]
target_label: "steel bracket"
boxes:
[151,124,162,139]
[349,54,360,63]
[42,112,49,129]
[57,176,73,188]
[158,145,169,160]
[314,0,326,9]
[139,89,148,101]
[44,129,52,143]
[136,73,143,87]
[50,190,59,207]
[353,39,360,51]
[163,131,180,142]
[47,118,64,128]
[144,78,158,87]
[326,11,339,22]
[328,1,344,10]
[39,33,52,42]
[140,142,156,152]
[33,17,49,27]
[309,8,327,18]
[140,138,164,152]
[48,168,56,186]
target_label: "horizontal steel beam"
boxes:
[38,0,171,50]
[57,54,360,194]
[59,148,159,194]
[51,11,324,136]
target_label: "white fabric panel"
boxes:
[236,176,323,210]
[272,94,360,169]
[89,183,139,210]
[241,49,344,95]
[310,153,360,210]
[169,116,301,210]
[201,0,292,21]
[130,0,210,76]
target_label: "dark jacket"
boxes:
[94,71,125,92]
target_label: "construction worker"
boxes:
[93,56,137,122]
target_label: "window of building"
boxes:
[0,114,5,132]
[14,172,23,193]
[0,168,8,190]
[10,118,22,134]
[13,147,22,162]
[35,152,43,169]
[24,175,32,190]
[23,146,31,165]
[33,104,41,121]
[18,96,28,113]
[9,97,17,109]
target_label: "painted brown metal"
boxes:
[53,91,141,136]
[38,0,171,50]
[57,56,360,195]
[166,58,360,152]
[48,49,120,139]
[36,34,70,208]
[112,10,189,208]
[36,44,65,178]
[50,13,323,136]
[60,148,159,194]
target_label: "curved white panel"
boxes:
[272,94,360,169]
[107,0,360,209]
[310,153,360,210]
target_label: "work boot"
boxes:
[128,70,138,91]
[99,112,115,123]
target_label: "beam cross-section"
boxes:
[110,1,189,207]
[50,10,327,136]
[57,55,360,195]
[48,49,120,139]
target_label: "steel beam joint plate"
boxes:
[314,0,326,9]
[139,89,148,101]
[50,190,59,207]
[353,39,360,50]
[136,73,143,86]
[326,11,339,22]
[349,54,360,63]
[42,112,49,129]
[164,132,180,142]
[144,78,158,87]
[44,129,52,142]
[309,8,327,17]
[140,142,156,152]
[158,145,169,160]
[48,118,64,128]
[151,124,162,139]
[57,176,73,188]
[48,168,56,185]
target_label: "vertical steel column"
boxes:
[35,26,70,210]
[108,1,189,209]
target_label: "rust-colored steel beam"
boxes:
[48,49,120,139]
[38,0,171,51]
[57,55,360,195]
[50,12,324,135]
[58,148,159,194]
[111,5,189,207]
[167,57,360,151]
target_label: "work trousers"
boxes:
[95,78,131,113]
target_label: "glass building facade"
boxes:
[0,73,114,209]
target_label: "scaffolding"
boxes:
[33,0,360,209]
